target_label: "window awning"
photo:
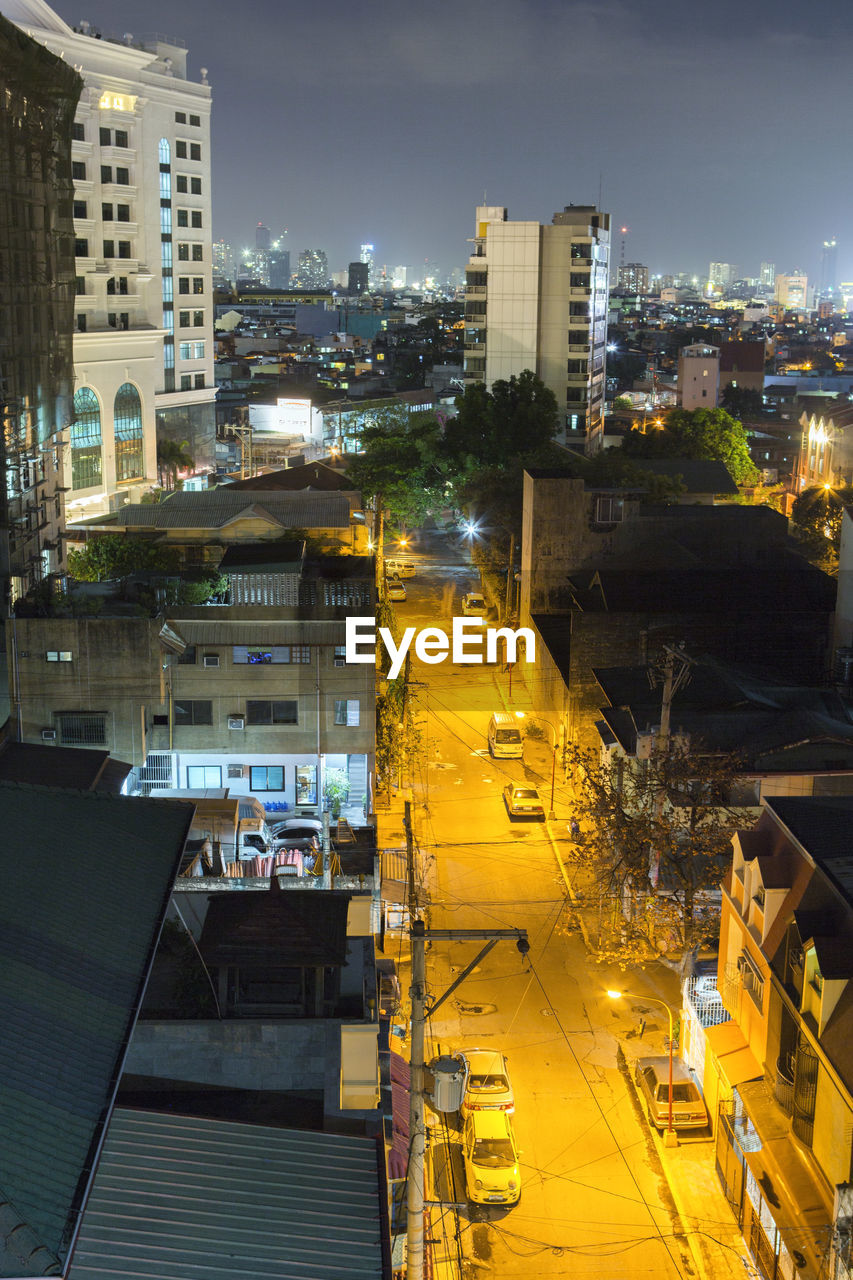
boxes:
[705,1021,763,1087]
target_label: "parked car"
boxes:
[385,558,416,579]
[461,591,486,616]
[502,784,545,820]
[633,1057,709,1130]
[270,818,322,842]
[462,1109,521,1206]
[459,1048,514,1116]
[488,712,523,759]
[387,578,407,602]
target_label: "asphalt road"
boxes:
[386,528,698,1280]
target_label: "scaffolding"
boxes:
[0,14,82,608]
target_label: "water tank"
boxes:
[430,1054,465,1113]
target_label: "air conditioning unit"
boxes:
[203,654,220,668]
[227,764,244,779]
[227,716,245,730]
[41,728,56,741]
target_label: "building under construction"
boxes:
[0,13,81,610]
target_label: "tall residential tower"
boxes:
[463,203,610,450]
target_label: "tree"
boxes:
[156,438,195,491]
[344,405,445,529]
[444,370,559,471]
[719,385,765,419]
[622,407,760,486]
[611,396,634,413]
[566,739,745,968]
[790,485,853,567]
[67,534,181,582]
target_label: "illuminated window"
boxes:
[113,383,144,481]
[71,387,103,490]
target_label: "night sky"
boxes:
[49,0,853,283]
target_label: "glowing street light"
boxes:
[607,989,678,1145]
[463,520,480,537]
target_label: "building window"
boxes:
[175,141,187,159]
[177,209,188,227]
[186,765,222,787]
[193,340,205,358]
[113,382,144,481]
[190,143,201,161]
[69,384,102,488]
[173,699,213,726]
[190,176,202,195]
[176,175,187,193]
[232,645,309,665]
[115,129,128,147]
[191,211,202,228]
[189,113,200,127]
[102,202,114,221]
[77,314,86,332]
[193,310,204,326]
[194,374,205,389]
[180,375,192,391]
[117,204,130,221]
[739,951,765,1009]
[178,645,197,664]
[57,712,106,746]
[72,160,87,181]
[45,651,73,663]
[250,765,285,791]
[178,277,190,294]
[192,243,203,261]
[73,199,87,218]
[334,645,346,667]
[75,276,86,295]
[175,111,186,124]
[115,166,129,184]
[178,243,189,261]
[99,126,111,146]
[334,699,360,726]
[103,239,114,258]
[72,121,85,141]
[295,764,317,804]
[178,310,190,327]
[100,164,112,183]
[247,700,298,725]
[118,241,131,258]
[179,341,191,359]
[193,277,204,294]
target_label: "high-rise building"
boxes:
[709,262,737,289]
[295,249,328,288]
[776,272,809,310]
[255,222,271,252]
[269,239,290,288]
[463,203,610,450]
[360,242,374,289]
[3,0,216,518]
[760,261,776,290]
[392,265,407,289]
[617,262,648,294]
[212,239,233,284]
[819,239,838,297]
[348,262,368,295]
[0,12,81,606]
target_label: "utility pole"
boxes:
[406,802,426,1280]
[504,531,515,623]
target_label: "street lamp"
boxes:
[515,712,557,819]
[607,989,678,1146]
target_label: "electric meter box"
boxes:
[430,1054,465,1113]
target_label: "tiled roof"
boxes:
[68,1108,386,1280]
[113,491,351,530]
[218,540,305,572]
[0,785,193,1276]
[766,797,853,902]
[199,885,350,966]
[719,341,766,373]
[224,461,358,492]
[0,743,131,792]
[631,458,739,495]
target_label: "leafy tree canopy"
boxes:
[719,385,765,419]
[622,407,760,486]
[790,485,853,566]
[67,534,181,582]
[443,370,559,471]
[344,406,446,526]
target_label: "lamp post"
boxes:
[607,989,678,1146]
[515,712,557,819]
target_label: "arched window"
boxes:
[114,382,144,481]
[158,137,170,165]
[71,387,102,490]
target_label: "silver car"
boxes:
[633,1057,708,1130]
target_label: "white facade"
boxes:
[463,203,611,451]
[1,0,216,518]
[677,343,720,410]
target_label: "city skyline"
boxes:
[47,0,853,284]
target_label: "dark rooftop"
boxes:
[199,884,350,967]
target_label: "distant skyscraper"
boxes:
[296,249,329,288]
[348,261,368,295]
[760,261,776,289]
[617,262,648,294]
[709,262,737,289]
[464,202,611,451]
[269,239,290,288]
[819,239,838,296]
[775,272,808,309]
[255,222,271,251]
[212,240,232,279]
[360,242,375,288]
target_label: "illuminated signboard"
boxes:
[276,398,312,434]
[99,92,136,112]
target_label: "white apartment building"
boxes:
[2,0,216,519]
[677,343,720,410]
[463,204,610,451]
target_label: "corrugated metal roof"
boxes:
[0,785,193,1276]
[114,491,351,530]
[69,1109,386,1280]
[169,619,349,646]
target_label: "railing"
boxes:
[775,1054,795,1115]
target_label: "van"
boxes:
[488,712,523,759]
[385,558,415,579]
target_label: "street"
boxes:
[382,529,701,1279]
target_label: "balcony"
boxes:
[568,343,590,353]
[774,1054,794,1115]
[464,342,485,354]
[465,285,487,297]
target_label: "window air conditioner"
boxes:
[203,654,220,668]
[227,764,244,779]
[41,728,56,741]
[227,715,245,730]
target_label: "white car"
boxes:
[460,1049,514,1116]
[386,579,406,602]
[461,592,486,616]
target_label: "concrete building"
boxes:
[295,248,329,288]
[710,262,737,289]
[463,203,611,450]
[348,261,369,295]
[0,13,81,607]
[360,242,374,288]
[1,0,217,520]
[269,238,290,288]
[677,342,720,409]
[719,340,767,398]
[819,238,838,297]
[776,272,809,310]
[760,261,776,290]
[617,262,649,294]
